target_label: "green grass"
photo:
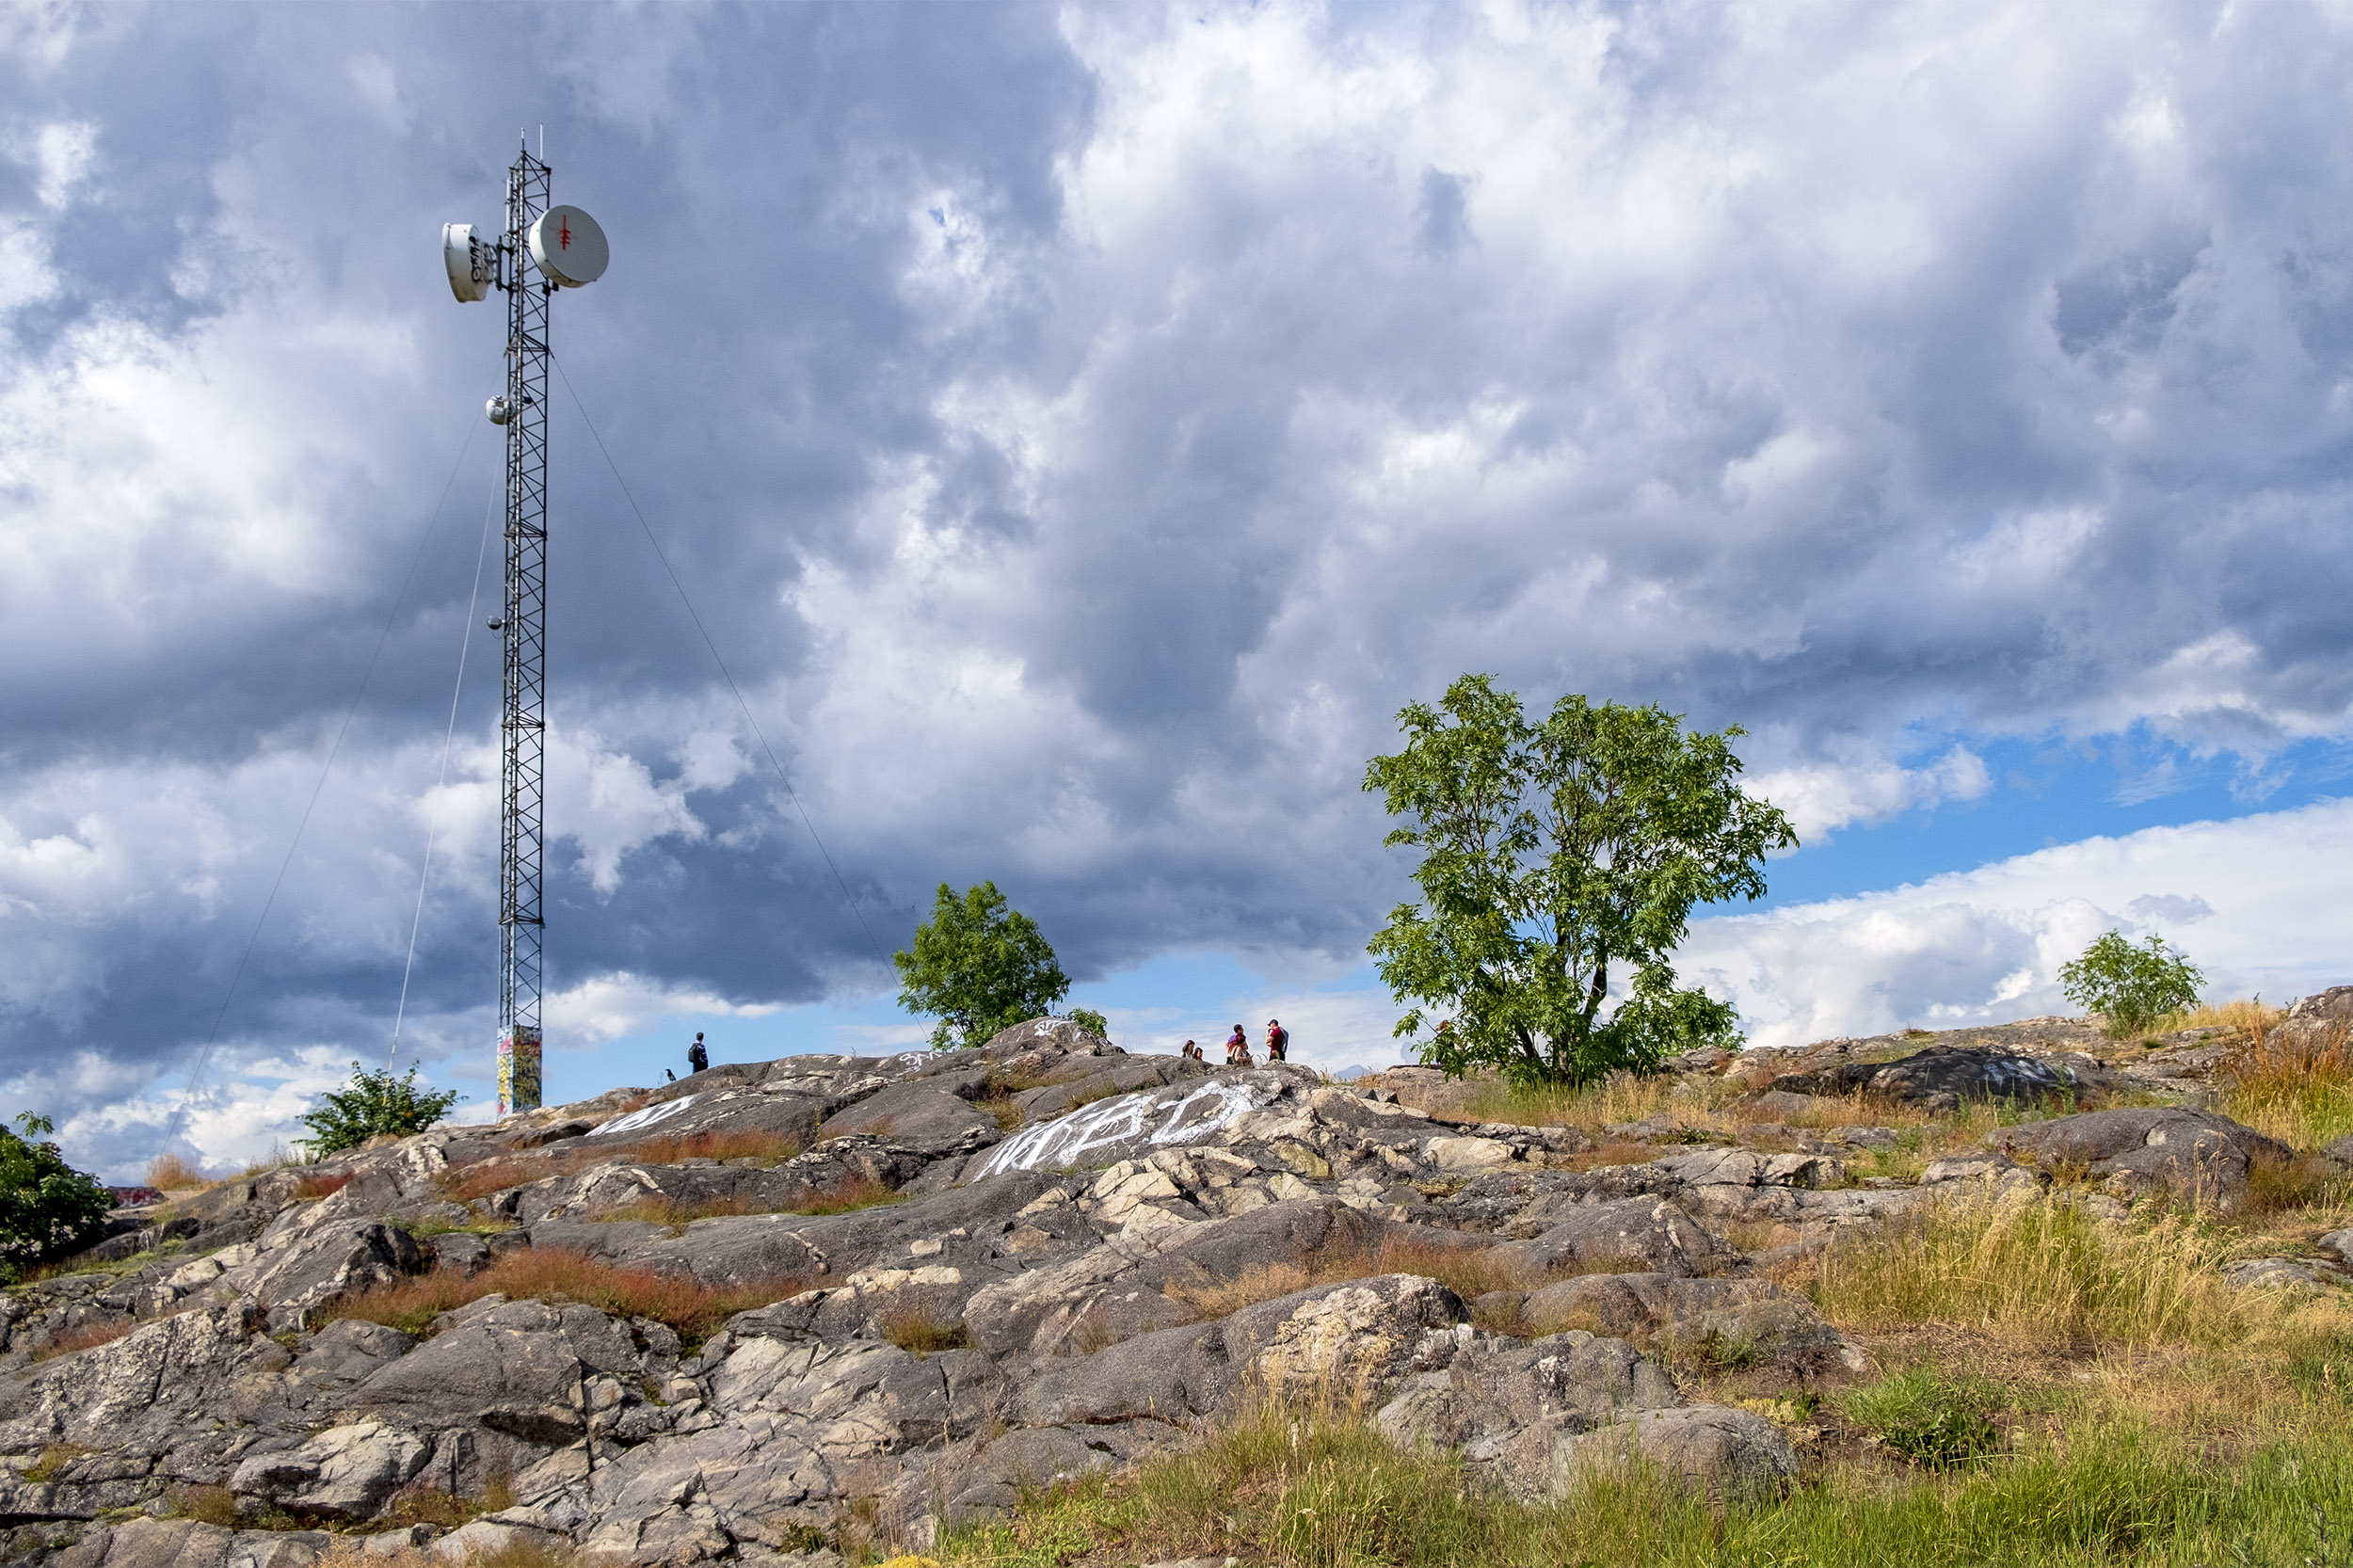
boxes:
[1837,1365,2006,1468]
[940,1399,2353,1568]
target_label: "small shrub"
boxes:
[2059,930,2204,1039]
[1838,1366,2004,1467]
[298,1063,462,1158]
[31,1318,132,1362]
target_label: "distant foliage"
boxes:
[1364,675,1794,1087]
[2059,930,2204,1038]
[298,1064,463,1158]
[894,881,1074,1050]
[0,1113,114,1280]
[1067,1007,1111,1039]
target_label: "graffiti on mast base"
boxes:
[498,1026,542,1116]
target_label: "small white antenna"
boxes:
[538,124,545,159]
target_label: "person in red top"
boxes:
[1225,1024,1251,1065]
[1264,1018,1289,1062]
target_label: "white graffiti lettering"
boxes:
[968,1080,1268,1179]
[585,1094,700,1140]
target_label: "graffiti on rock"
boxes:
[969,1080,1270,1179]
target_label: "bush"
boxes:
[2059,930,2204,1038]
[1838,1366,2004,1467]
[298,1063,463,1157]
[0,1113,115,1280]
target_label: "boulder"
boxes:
[1521,1272,1865,1378]
[2275,987,2353,1051]
[1558,1404,1799,1503]
[1764,1046,2098,1112]
[1987,1108,2292,1214]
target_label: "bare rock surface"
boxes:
[2,1007,2330,1563]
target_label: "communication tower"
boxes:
[443,137,608,1115]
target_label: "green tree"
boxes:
[2058,930,2203,1038]
[1364,675,1796,1087]
[297,1064,463,1158]
[0,1112,114,1281]
[894,881,1073,1050]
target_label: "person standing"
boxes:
[1264,1018,1289,1063]
[687,1032,709,1075]
[1225,1024,1250,1065]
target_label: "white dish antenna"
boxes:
[441,223,496,303]
[529,204,608,288]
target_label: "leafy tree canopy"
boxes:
[2058,930,2204,1038]
[895,881,1073,1050]
[0,1112,114,1280]
[1364,675,1796,1087]
[298,1064,464,1158]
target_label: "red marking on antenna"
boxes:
[560,218,573,249]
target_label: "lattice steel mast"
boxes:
[442,138,605,1116]
[496,144,552,1115]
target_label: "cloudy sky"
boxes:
[7,1,2353,1178]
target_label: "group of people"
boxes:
[1180,1017,1288,1066]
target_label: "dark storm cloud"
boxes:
[5,1,2353,1172]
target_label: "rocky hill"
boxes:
[4,999,2348,1568]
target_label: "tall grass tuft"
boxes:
[142,1154,212,1193]
[1811,1188,2251,1346]
[2220,1016,2353,1152]
[320,1248,803,1341]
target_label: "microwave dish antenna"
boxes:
[529,204,608,288]
[438,141,611,1117]
[441,223,497,304]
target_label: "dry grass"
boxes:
[438,1127,804,1205]
[20,1443,89,1483]
[1810,1188,2256,1348]
[790,1173,905,1216]
[2169,998,2285,1036]
[2219,1017,2353,1152]
[319,1248,804,1341]
[293,1171,352,1202]
[143,1154,214,1192]
[879,1308,971,1355]
[163,1483,240,1527]
[30,1319,133,1362]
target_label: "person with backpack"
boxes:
[1264,1018,1289,1062]
[687,1032,709,1075]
